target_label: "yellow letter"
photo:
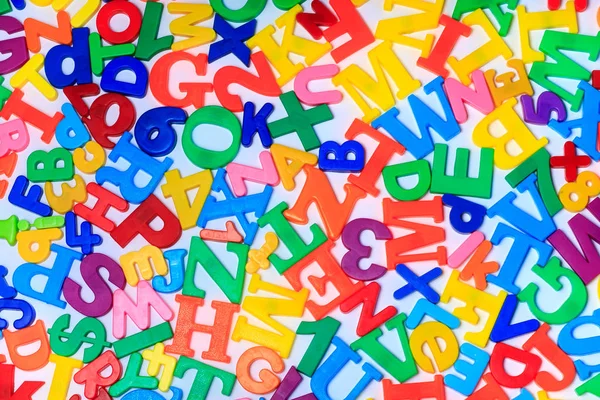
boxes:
[484,59,533,107]
[333,41,421,122]
[270,144,317,191]
[168,3,216,52]
[10,54,57,101]
[517,1,577,64]
[52,0,100,27]
[119,245,168,286]
[73,141,106,174]
[45,174,87,214]
[232,273,308,358]
[440,270,507,348]
[48,354,83,400]
[247,5,331,86]
[472,98,548,170]
[142,343,177,392]
[17,228,63,264]
[161,169,212,230]
[374,0,444,56]
[448,9,512,85]
[410,321,459,373]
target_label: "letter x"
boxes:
[208,15,257,66]
[393,264,442,304]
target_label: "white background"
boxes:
[1,0,600,399]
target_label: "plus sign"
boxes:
[550,141,591,182]
[592,70,600,89]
